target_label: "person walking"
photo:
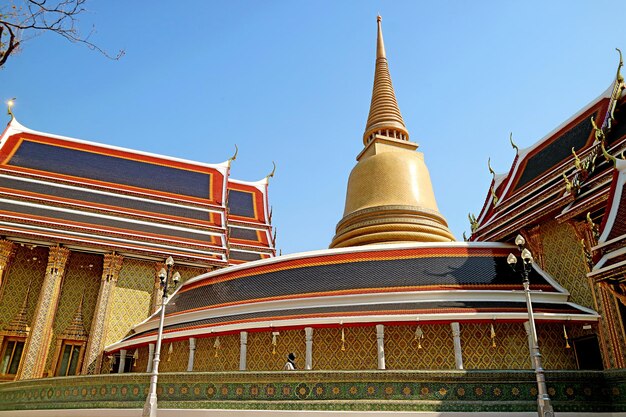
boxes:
[284,352,296,370]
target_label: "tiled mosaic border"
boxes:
[0,370,623,413]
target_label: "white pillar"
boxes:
[305,327,313,370]
[239,331,248,371]
[450,322,464,369]
[146,343,154,373]
[376,324,385,370]
[523,321,534,369]
[118,349,127,374]
[187,338,196,372]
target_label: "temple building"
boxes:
[2,16,626,417]
[469,51,626,369]
[0,116,275,381]
[105,16,599,376]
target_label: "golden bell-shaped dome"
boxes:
[330,17,454,249]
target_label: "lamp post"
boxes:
[507,234,554,417]
[143,256,180,417]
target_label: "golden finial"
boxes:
[227,144,238,167]
[572,147,582,170]
[616,48,624,84]
[509,132,519,153]
[487,157,496,178]
[468,213,478,233]
[562,172,573,193]
[6,98,15,119]
[600,137,616,165]
[266,161,276,181]
[591,116,605,142]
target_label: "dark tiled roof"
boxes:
[166,251,554,315]
[228,190,256,218]
[8,140,213,199]
[514,113,596,192]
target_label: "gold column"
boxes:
[81,253,124,375]
[569,219,626,368]
[0,240,15,297]
[150,262,165,314]
[17,245,70,380]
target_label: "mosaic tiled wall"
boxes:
[0,369,623,413]
[175,265,207,285]
[385,324,455,370]
[0,245,48,328]
[194,335,239,371]
[541,220,594,309]
[159,339,189,372]
[133,346,150,372]
[462,323,530,369]
[104,259,155,347]
[45,252,103,374]
[248,329,305,371]
[539,323,579,370]
[313,326,377,370]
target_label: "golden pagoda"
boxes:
[330,16,455,248]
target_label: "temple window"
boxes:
[0,337,25,378]
[54,340,85,377]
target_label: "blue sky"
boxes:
[2,1,626,255]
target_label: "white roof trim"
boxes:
[598,160,626,243]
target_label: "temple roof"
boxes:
[106,242,598,352]
[0,117,275,266]
[471,75,626,242]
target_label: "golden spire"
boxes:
[330,16,454,249]
[363,16,409,145]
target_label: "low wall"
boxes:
[0,370,625,413]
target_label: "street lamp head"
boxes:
[158,267,167,284]
[507,253,517,266]
[172,271,181,287]
[521,248,533,264]
[514,234,526,248]
[165,256,175,267]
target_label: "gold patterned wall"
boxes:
[385,324,455,370]
[247,329,305,371]
[313,326,377,370]
[175,265,206,285]
[133,346,150,372]
[462,323,530,369]
[538,323,578,369]
[0,245,48,329]
[104,258,155,347]
[541,220,594,309]
[194,335,239,371]
[159,339,189,372]
[44,252,103,374]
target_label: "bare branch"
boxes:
[0,0,123,68]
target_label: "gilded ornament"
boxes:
[509,132,519,153]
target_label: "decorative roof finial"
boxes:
[616,48,623,84]
[227,144,238,167]
[6,98,15,119]
[266,161,276,181]
[509,132,519,154]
